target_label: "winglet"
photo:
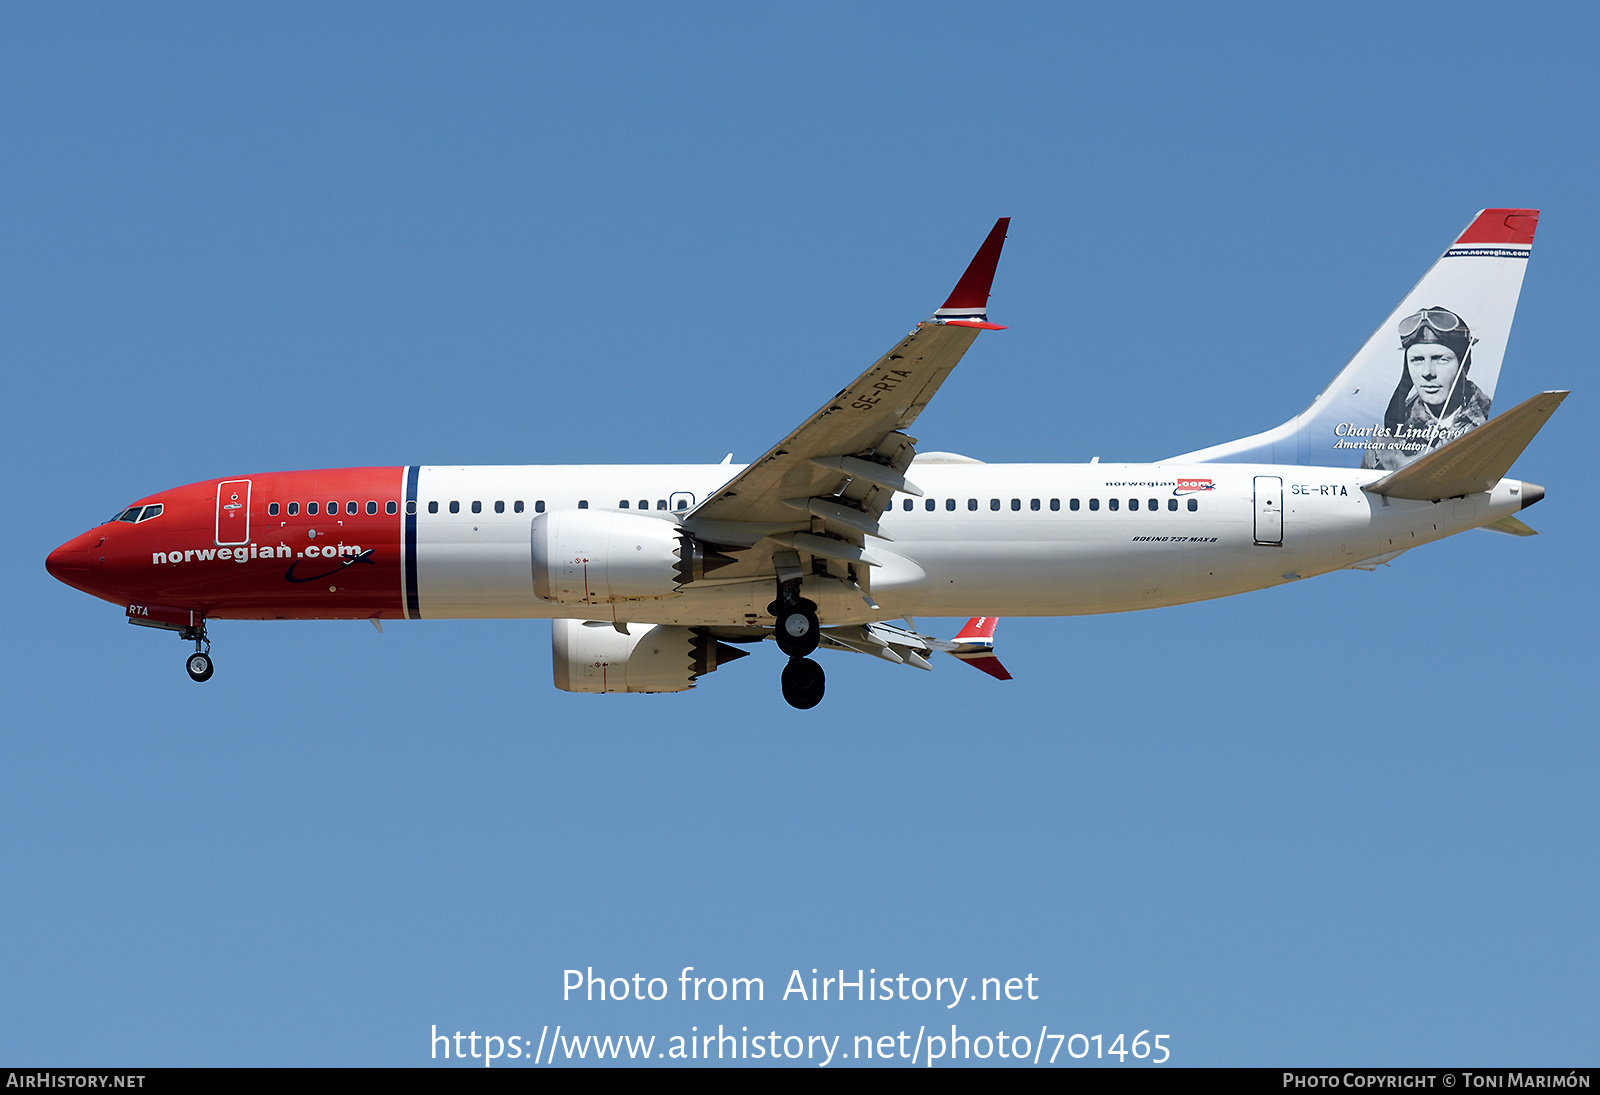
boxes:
[945,616,1013,680]
[933,218,1010,329]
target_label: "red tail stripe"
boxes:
[1455,208,1538,246]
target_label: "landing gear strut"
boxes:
[781,657,825,710]
[180,620,213,682]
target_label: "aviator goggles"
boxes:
[1398,308,1465,340]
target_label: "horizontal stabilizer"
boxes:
[1364,391,1567,500]
[1480,514,1538,537]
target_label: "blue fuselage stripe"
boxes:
[404,465,421,619]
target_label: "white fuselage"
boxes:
[409,462,1528,623]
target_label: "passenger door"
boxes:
[215,480,252,546]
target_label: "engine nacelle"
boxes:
[532,510,690,605]
[551,619,748,693]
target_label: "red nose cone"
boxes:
[46,539,89,581]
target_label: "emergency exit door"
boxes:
[1253,476,1283,545]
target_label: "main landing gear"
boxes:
[780,656,825,710]
[771,588,824,708]
[180,620,213,682]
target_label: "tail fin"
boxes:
[946,617,1013,680]
[1173,209,1539,469]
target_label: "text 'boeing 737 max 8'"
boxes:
[47,211,1563,708]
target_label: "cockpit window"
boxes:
[114,507,141,523]
[137,504,163,521]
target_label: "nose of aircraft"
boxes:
[45,532,94,584]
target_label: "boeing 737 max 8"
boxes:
[46,211,1563,708]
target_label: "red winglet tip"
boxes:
[942,320,1007,330]
[953,616,999,642]
[1456,208,1539,246]
[941,217,1010,311]
[962,654,1013,681]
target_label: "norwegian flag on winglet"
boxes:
[946,616,1013,680]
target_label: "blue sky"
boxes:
[3,2,1595,1067]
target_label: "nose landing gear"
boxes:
[180,620,213,682]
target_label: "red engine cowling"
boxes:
[551,619,748,693]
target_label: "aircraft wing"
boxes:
[686,219,1010,543]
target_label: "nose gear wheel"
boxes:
[179,618,214,682]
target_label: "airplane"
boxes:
[46,211,1563,709]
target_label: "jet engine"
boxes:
[551,619,749,693]
[531,510,734,605]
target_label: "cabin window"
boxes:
[1012,499,1022,511]
[471,501,482,514]
[1089,498,1100,511]
[675,499,688,511]
[387,501,397,514]
[945,498,956,511]
[1109,498,1119,511]
[578,500,589,509]
[638,500,648,510]
[347,501,358,515]
[535,500,545,513]
[308,502,319,515]
[989,498,1000,511]
[968,498,978,511]
[495,500,505,513]
[1129,498,1139,511]
[405,501,415,515]
[926,498,936,511]
[428,501,438,514]
[1188,498,1198,511]
[268,503,279,516]
[514,501,525,513]
[288,502,300,516]
[1167,498,1177,511]
[449,501,460,514]
[1031,498,1041,511]
[619,500,629,508]
[367,501,378,515]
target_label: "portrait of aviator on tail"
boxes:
[1360,306,1492,472]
